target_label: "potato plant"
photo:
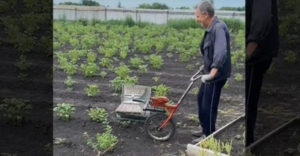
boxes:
[99,58,113,69]
[115,65,131,79]
[110,76,138,92]
[53,103,76,121]
[152,84,170,97]
[80,63,99,77]
[0,98,32,126]
[85,84,100,97]
[64,76,76,91]
[83,126,118,153]
[87,107,108,123]
[129,57,144,68]
[15,55,31,71]
[149,54,163,69]
[234,73,243,82]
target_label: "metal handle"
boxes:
[190,67,203,81]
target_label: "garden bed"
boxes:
[53,20,245,155]
[186,115,245,156]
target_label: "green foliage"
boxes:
[119,120,131,128]
[63,63,78,76]
[231,50,245,67]
[85,84,100,97]
[80,63,99,77]
[83,129,118,153]
[152,76,160,83]
[119,47,128,59]
[234,73,243,82]
[99,58,113,69]
[149,54,163,69]
[124,16,135,27]
[81,0,100,6]
[53,42,60,50]
[110,76,138,92]
[130,57,144,68]
[199,137,233,155]
[166,53,173,58]
[187,113,199,123]
[138,65,148,74]
[152,84,170,97]
[0,98,32,126]
[87,52,97,63]
[87,107,108,123]
[53,103,75,121]
[115,65,131,79]
[220,6,245,11]
[267,62,275,75]
[100,71,107,78]
[64,76,76,90]
[185,64,195,71]
[223,81,229,89]
[138,2,169,9]
[235,30,245,50]
[178,6,190,10]
[104,48,117,58]
[167,19,200,29]
[222,18,245,33]
[59,2,80,5]
[68,50,85,64]
[81,34,98,49]
[15,55,31,71]
[284,50,297,63]
[135,41,152,54]
[191,87,199,95]
[69,38,80,48]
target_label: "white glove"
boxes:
[201,74,213,83]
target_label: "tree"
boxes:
[138,2,169,9]
[118,1,122,8]
[81,0,100,6]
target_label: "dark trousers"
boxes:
[246,59,272,146]
[197,79,227,136]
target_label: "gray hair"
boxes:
[197,1,215,17]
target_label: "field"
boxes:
[53,19,245,155]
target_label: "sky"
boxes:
[53,0,245,9]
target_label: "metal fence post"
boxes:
[166,10,169,24]
[75,7,77,21]
[105,7,107,21]
[136,9,138,22]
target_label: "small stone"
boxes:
[166,143,172,148]
[235,135,242,140]
[135,137,140,140]
[183,123,187,128]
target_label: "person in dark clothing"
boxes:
[192,1,231,143]
[245,0,279,146]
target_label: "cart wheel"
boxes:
[144,113,175,141]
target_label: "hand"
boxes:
[201,74,213,83]
[246,42,258,60]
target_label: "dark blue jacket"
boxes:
[200,16,231,82]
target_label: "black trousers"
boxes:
[197,79,227,136]
[245,59,272,146]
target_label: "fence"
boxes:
[53,5,245,24]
